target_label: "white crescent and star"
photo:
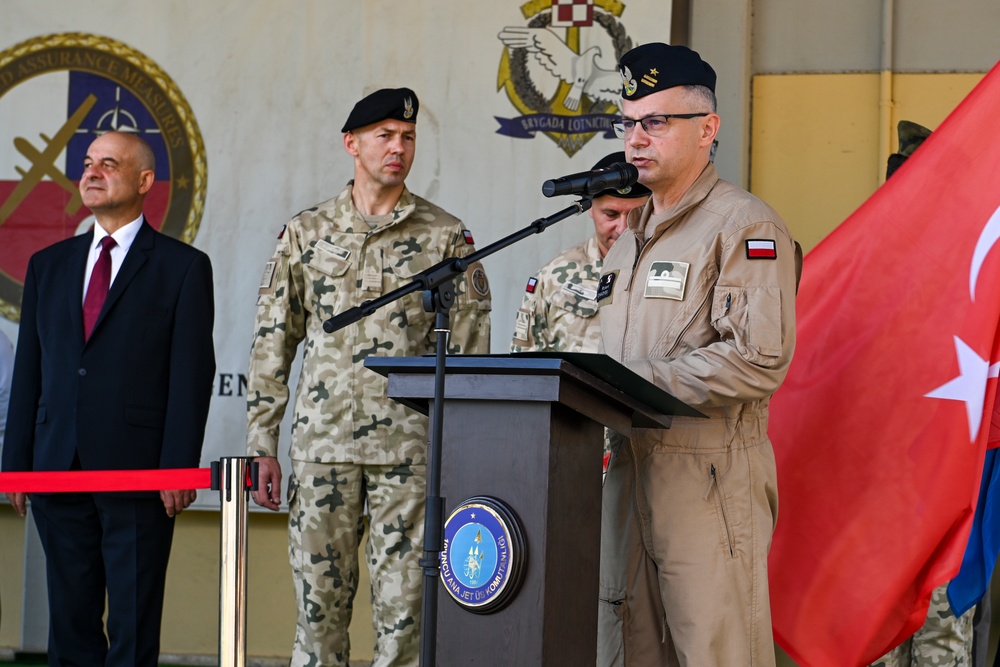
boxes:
[925,203,1000,442]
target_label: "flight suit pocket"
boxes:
[711,285,783,365]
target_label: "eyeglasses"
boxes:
[612,113,710,139]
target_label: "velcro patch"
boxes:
[644,261,689,300]
[596,271,617,302]
[562,281,597,301]
[525,277,538,294]
[513,309,530,342]
[468,262,491,298]
[746,239,777,259]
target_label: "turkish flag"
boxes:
[768,63,1000,667]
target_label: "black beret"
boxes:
[341,87,419,133]
[591,151,651,200]
[619,43,716,100]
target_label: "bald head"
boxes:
[79,131,157,233]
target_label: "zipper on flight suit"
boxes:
[710,464,736,558]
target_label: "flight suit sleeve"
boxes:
[246,223,308,457]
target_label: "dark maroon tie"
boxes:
[83,236,116,340]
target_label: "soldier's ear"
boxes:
[343,131,360,157]
[700,114,720,147]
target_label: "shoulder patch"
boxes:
[525,277,538,294]
[746,239,777,260]
[466,261,490,298]
[463,229,475,245]
[276,224,286,239]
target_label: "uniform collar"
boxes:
[341,180,417,233]
[630,163,720,241]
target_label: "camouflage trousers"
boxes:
[288,459,426,667]
[870,584,975,667]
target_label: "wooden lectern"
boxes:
[366,353,702,666]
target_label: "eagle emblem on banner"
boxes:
[495,0,633,157]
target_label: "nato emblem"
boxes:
[440,496,526,614]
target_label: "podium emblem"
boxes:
[440,496,527,614]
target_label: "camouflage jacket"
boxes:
[511,234,602,353]
[247,182,492,464]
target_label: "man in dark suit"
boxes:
[1,131,215,667]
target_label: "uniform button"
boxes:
[78,368,87,376]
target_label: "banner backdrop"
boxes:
[0,1,671,507]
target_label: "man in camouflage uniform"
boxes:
[510,151,649,353]
[245,87,491,667]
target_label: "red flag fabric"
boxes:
[768,63,1000,667]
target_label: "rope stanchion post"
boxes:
[212,457,258,667]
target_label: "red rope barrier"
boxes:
[0,468,212,493]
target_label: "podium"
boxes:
[366,353,702,666]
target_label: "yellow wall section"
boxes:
[751,72,983,253]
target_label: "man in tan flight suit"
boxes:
[596,44,798,666]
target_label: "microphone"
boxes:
[542,162,639,198]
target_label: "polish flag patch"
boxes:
[463,229,475,245]
[525,277,538,293]
[746,239,777,259]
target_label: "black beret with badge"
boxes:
[341,87,419,132]
[591,151,651,200]
[619,43,717,100]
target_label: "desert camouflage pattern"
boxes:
[869,584,974,667]
[288,460,425,667]
[511,234,603,353]
[246,182,492,465]
[246,182,491,667]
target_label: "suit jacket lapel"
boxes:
[69,232,92,344]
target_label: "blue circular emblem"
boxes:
[440,496,526,614]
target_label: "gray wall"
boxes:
[752,0,1000,73]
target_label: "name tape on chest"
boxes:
[562,280,597,302]
[316,239,351,261]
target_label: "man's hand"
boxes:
[160,489,197,517]
[251,456,283,511]
[6,492,27,517]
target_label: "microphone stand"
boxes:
[322,195,593,667]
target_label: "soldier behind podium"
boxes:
[596,44,797,665]
[510,151,649,354]
[245,88,492,667]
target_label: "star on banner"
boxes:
[925,336,998,442]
